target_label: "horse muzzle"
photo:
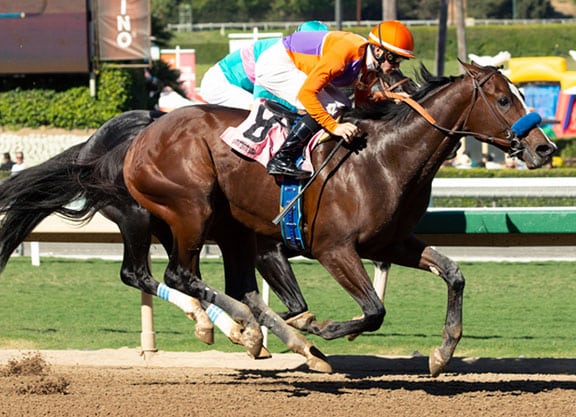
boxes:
[508,112,557,169]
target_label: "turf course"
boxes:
[0,257,574,358]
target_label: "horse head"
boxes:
[457,61,556,169]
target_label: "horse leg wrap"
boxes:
[205,303,242,344]
[157,283,214,344]
[157,283,206,317]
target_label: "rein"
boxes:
[377,68,534,157]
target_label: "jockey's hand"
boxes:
[333,122,359,143]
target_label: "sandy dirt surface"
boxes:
[0,349,575,417]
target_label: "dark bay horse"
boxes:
[0,69,416,372]
[123,62,556,376]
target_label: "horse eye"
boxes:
[498,96,510,107]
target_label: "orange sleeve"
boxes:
[296,33,366,133]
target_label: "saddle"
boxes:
[220,99,323,173]
[263,100,300,128]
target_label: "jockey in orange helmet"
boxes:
[256,20,415,179]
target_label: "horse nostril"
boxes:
[537,144,556,157]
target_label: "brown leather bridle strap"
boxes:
[368,74,438,124]
[382,90,437,124]
[385,77,410,92]
[374,68,522,153]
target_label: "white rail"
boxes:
[431,177,576,198]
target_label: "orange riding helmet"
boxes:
[368,20,415,59]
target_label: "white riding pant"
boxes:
[255,41,350,115]
[199,64,254,110]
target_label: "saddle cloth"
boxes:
[220,99,325,173]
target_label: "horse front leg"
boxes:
[420,245,464,377]
[308,247,385,339]
[389,237,464,377]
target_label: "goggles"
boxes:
[371,44,405,66]
[383,50,405,65]
[373,23,406,66]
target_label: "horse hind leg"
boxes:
[254,236,313,321]
[346,261,392,342]
[103,205,215,344]
[124,158,261,356]
[243,291,332,373]
[164,245,264,359]
[219,228,331,373]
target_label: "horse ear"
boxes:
[458,58,473,73]
[459,59,484,77]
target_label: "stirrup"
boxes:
[267,161,311,179]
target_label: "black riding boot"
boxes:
[267,114,319,179]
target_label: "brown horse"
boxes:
[123,62,556,376]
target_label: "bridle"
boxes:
[452,67,528,157]
[375,66,541,158]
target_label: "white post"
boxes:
[261,278,270,348]
[373,262,390,303]
[140,291,157,359]
[30,242,40,266]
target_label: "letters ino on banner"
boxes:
[97,0,150,61]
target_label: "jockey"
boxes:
[199,21,329,110]
[256,20,415,179]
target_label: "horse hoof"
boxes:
[305,345,332,373]
[241,326,263,359]
[307,356,333,373]
[195,326,215,345]
[347,332,360,341]
[286,311,316,330]
[429,347,447,377]
[228,324,244,345]
[255,346,272,359]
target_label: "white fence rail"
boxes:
[166,19,576,32]
[20,177,576,251]
[431,177,576,198]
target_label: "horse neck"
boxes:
[390,76,474,182]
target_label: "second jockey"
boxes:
[199,21,329,110]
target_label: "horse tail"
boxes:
[0,142,98,271]
[0,110,162,273]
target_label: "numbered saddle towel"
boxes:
[220,99,323,173]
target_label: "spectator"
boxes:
[11,151,27,175]
[0,152,15,171]
[452,151,473,169]
[482,153,503,169]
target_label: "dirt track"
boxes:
[0,349,575,417]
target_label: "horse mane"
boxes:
[345,64,460,125]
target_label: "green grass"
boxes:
[0,257,575,359]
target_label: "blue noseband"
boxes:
[511,112,542,138]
